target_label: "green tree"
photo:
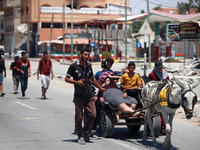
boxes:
[177,2,190,14]
[188,0,200,12]
[127,21,155,38]
[153,4,161,10]
[141,9,145,14]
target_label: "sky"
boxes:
[130,0,190,14]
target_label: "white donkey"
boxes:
[142,77,197,149]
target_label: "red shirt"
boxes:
[17,59,31,78]
[148,72,169,81]
[39,59,52,75]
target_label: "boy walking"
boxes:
[10,56,20,94]
[37,51,53,99]
[65,48,105,145]
[17,51,31,100]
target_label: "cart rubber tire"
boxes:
[99,110,114,138]
[147,115,161,137]
[126,118,142,132]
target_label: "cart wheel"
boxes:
[99,110,114,138]
[126,118,142,132]
[147,115,161,137]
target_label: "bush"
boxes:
[102,51,111,59]
[76,51,80,57]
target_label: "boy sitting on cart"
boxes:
[120,62,143,107]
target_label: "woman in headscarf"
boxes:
[148,60,169,81]
[97,77,140,122]
[148,60,169,134]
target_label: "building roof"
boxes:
[117,10,200,23]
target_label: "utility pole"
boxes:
[70,0,74,62]
[63,3,65,62]
[147,0,151,69]
[125,0,128,66]
[49,13,54,59]
[144,34,147,76]
[13,6,15,56]
[27,5,30,59]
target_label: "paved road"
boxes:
[0,59,199,150]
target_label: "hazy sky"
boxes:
[130,0,190,14]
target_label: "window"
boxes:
[26,4,29,13]
[21,7,24,14]
[42,23,63,28]
[1,20,3,31]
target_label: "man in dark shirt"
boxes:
[37,51,53,99]
[10,56,20,94]
[65,48,105,145]
[17,51,31,100]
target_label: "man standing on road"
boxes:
[10,56,20,94]
[65,48,105,145]
[0,52,6,97]
[37,51,53,99]
[17,51,31,100]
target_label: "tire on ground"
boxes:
[99,110,114,138]
[147,114,162,137]
[126,118,142,132]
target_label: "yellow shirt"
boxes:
[120,73,141,90]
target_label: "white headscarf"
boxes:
[153,66,168,80]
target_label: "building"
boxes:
[158,6,197,15]
[20,0,131,58]
[0,12,4,45]
[0,0,26,54]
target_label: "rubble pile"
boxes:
[165,59,200,76]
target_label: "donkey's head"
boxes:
[172,78,197,119]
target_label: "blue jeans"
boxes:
[19,75,28,97]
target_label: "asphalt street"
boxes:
[0,59,199,150]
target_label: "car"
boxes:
[0,45,5,58]
[15,50,28,58]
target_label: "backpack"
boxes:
[39,58,51,72]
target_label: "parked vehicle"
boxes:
[0,45,5,56]
[15,50,28,58]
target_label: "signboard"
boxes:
[179,23,199,39]
[136,42,141,48]
[90,42,95,47]
[167,24,180,41]
[167,23,200,40]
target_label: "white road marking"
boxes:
[14,101,36,110]
[105,138,141,150]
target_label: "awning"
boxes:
[38,39,114,45]
[64,39,89,44]
[38,39,89,45]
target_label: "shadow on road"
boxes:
[96,127,178,150]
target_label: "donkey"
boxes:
[142,77,197,149]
